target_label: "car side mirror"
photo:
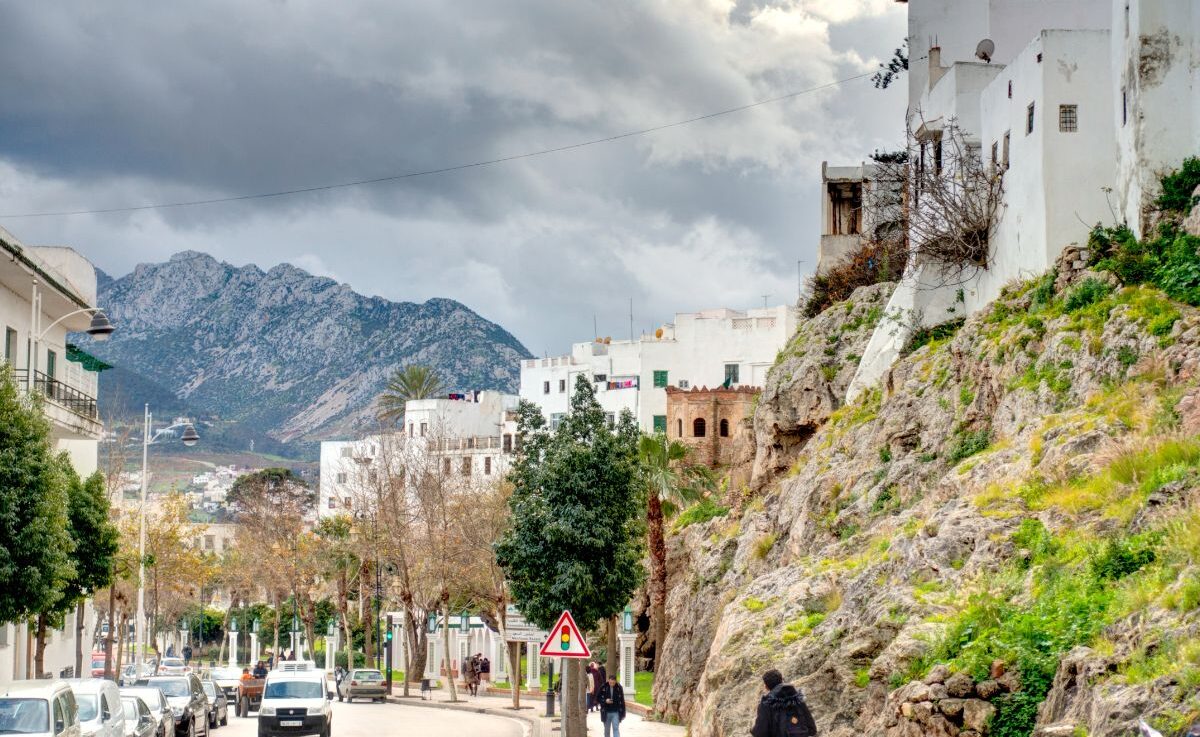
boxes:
[54,720,65,734]
[326,691,334,701]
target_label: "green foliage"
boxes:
[377,364,444,423]
[780,612,827,644]
[1065,278,1113,312]
[753,533,778,561]
[1089,222,1200,307]
[496,378,646,631]
[62,468,119,606]
[1011,519,1060,566]
[743,597,767,613]
[672,498,729,532]
[854,667,871,688]
[0,368,75,623]
[1155,156,1200,212]
[947,428,992,465]
[1090,533,1159,581]
[227,467,314,511]
[879,445,893,463]
[903,318,966,356]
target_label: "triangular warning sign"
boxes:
[538,610,591,658]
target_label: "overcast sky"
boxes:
[0,0,906,355]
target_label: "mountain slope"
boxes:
[82,251,531,456]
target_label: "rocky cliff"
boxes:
[83,251,531,455]
[654,252,1200,737]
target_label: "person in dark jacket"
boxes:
[597,675,626,737]
[750,670,817,737]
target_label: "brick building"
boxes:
[664,386,759,469]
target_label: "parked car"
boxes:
[204,670,240,707]
[156,660,189,677]
[118,697,156,737]
[0,680,81,737]
[90,654,108,679]
[68,680,124,737]
[334,670,385,703]
[198,684,226,730]
[119,689,170,737]
[136,677,208,737]
[256,664,332,737]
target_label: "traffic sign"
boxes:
[538,610,590,658]
[504,604,549,643]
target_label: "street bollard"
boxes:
[545,689,555,717]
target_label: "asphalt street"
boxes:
[210,697,525,737]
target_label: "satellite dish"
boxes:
[976,39,995,63]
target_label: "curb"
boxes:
[386,695,546,737]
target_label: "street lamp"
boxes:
[25,277,116,393]
[135,406,200,679]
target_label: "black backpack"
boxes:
[776,702,816,737]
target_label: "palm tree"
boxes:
[377,365,445,423]
[638,433,714,668]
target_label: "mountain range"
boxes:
[79,251,531,458]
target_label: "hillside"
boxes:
[81,252,531,457]
[654,229,1200,736]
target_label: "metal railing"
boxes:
[13,369,100,420]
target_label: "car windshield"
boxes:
[264,681,323,699]
[354,671,383,681]
[121,700,139,721]
[0,699,49,734]
[91,660,105,670]
[201,684,216,697]
[125,692,159,711]
[150,680,190,698]
[76,695,99,721]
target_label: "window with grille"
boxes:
[1059,104,1078,132]
[1003,132,1011,169]
[653,370,668,388]
[653,415,666,433]
[724,364,740,385]
[543,381,550,394]
[558,379,566,393]
[1026,103,1035,135]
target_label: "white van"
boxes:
[257,664,332,737]
[68,680,124,737]
[0,680,82,737]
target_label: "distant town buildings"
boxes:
[519,305,796,434]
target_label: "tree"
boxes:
[64,469,119,676]
[496,377,646,737]
[638,433,712,671]
[0,368,74,676]
[872,40,908,89]
[377,365,444,424]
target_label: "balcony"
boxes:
[13,369,103,439]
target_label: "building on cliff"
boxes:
[847,0,1200,400]
[665,385,758,489]
[519,305,796,434]
[816,161,906,276]
[317,390,518,518]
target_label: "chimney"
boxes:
[928,45,947,90]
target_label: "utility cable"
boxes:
[0,69,879,219]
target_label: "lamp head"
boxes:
[87,310,116,341]
[181,424,200,447]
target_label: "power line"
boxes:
[0,69,878,219]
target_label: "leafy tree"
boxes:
[872,40,909,89]
[638,433,713,669]
[496,377,645,737]
[63,468,119,675]
[0,368,74,670]
[377,365,445,423]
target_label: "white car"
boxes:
[0,680,81,737]
[119,689,171,737]
[257,664,332,737]
[156,660,189,677]
[67,680,124,737]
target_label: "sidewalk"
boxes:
[386,691,685,737]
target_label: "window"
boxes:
[408,423,414,436]
[1026,102,1035,135]
[443,458,452,475]
[3,328,15,364]
[605,412,615,427]
[327,496,336,509]
[724,364,740,385]
[341,447,353,458]
[719,419,730,437]
[593,374,607,383]
[368,469,378,483]
[933,137,943,175]
[550,413,566,430]
[991,142,999,171]
[1002,132,1011,169]
[204,535,215,550]
[484,457,492,475]
[678,379,690,389]
[693,418,706,438]
[420,423,428,437]
[1059,104,1078,132]
[53,695,66,735]
[653,370,668,388]
[653,415,667,433]
[543,381,551,394]
[461,457,471,476]
[503,434,513,452]
[1122,88,1128,126]
[677,419,683,437]
[1007,80,1012,99]
[343,496,352,509]
[336,472,346,484]
[46,349,56,378]
[559,379,567,393]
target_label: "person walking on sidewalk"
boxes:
[597,674,626,737]
[750,669,817,737]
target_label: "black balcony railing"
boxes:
[12,369,99,421]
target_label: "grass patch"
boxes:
[672,498,730,532]
[947,428,992,465]
[634,672,654,708]
[904,318,966,356]
[753,532,778,560]
[780,612,828,644]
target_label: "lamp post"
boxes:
[26,277,115,393]
[135,408,200,678]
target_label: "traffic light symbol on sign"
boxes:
[560,626,570,651]
[539,610,590,658]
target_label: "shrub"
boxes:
[1065,278,1113,311]
[804,240,908,317]
[879,446,893,463]
[673,498,730,532]
[904,318,966,356]
[753,533,778,560]
[948,428,992,464]
[1155,156,1200,213]
[1090,534,1159,581]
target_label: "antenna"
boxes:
[975,39,995,63]
[593,314,598,340]
[629,298,633,342]
[761,294,771,308]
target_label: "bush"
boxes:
[948,428,992,464]
[672,498,730,532]
[904,318,966,356]
[1065,278,1113,311]
[1090,534,1159,581]
[1156,156,1200,213]
[804,240,908,317]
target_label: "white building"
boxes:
[519,305,797,434]
[816,162,905,275]
[318,391,518,517]
[849,0,1200,400]
[0,226,109,684]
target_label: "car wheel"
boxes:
[240,698,249,718]
[320,723,330,737]
[220,710,228,727]
[187,718,196,737]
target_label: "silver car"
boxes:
[119,697,156,737]
[119,689,170,737]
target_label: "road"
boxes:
[209,698,525,737]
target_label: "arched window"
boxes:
[693,418,706,438]
[719,419,729,437]
[677,419,683,437]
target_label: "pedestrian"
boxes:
[253,661,268,679]
[585,663,596,712]
[750,669,817,737]
[464,655,480,697]
[597,674,626,737]
[182,644,192,664]
[480,656,490,681]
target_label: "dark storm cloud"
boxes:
[0,0,906,350]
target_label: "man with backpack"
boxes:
[750,669,817,737]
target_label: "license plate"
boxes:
[280,721,303,727]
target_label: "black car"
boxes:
[200,682,228,729]
[139,675,210,737]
